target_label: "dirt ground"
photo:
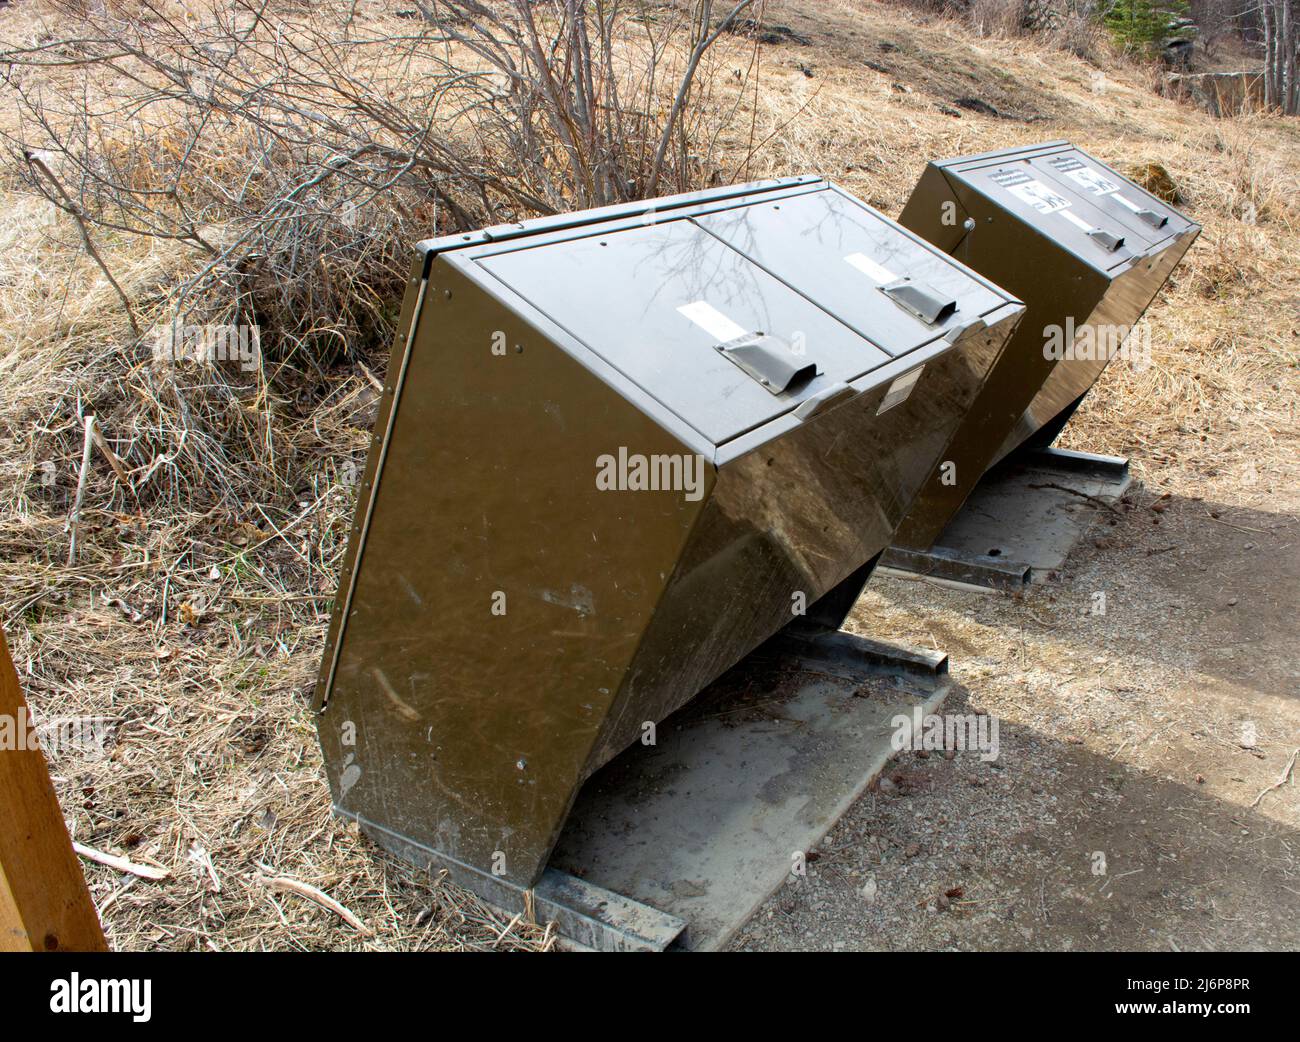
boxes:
[733,478,1300,951]
[1,0,1295,951]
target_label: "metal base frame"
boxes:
[881,446,1131,591]
[352,816,686,952]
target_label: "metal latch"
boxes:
[942,316,988,344]
[716,332,818,395]
[880,279,958,325]
[1136,208,1168,229]
[793,381,856,421]
[1087,228,1126,252]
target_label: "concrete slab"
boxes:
[550,630,951,951]
[882,447,1131,589]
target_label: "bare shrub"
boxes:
[968,0,1031,37]
[890,0,1108,57]
[0,0,761,510]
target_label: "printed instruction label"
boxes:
[1050,157,1122,197]
[677,300,748,342]
[990,167,1072,214]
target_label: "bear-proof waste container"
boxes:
[893,140,1199,552]
[313,177,1024,894]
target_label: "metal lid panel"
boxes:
[476,218,892,445]
[1027,149,1192,251]
[693,189,1011,356]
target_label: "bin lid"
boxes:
[942,143,1194,271]
[693,188,1011,355]
[1029,151,1188,248]
[475,217,895,446]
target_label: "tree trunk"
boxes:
[1263,0,1276,108]
[1260,0,1300,114]
[1285,0,1298,114]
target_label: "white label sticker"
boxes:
[1059,209,1094,232]
[1007,179,1072,214]
[877,366,924,415]
[677,300,748,342]
[1062,166,1122,196]
[844,252,897,285]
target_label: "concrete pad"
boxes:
[882,447,1131,589]
[550,633,951,951]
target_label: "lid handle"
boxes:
[716,333,818,396]
[880,279,958,325]
[1137,208,1169,229]
[1088,228,1126,252]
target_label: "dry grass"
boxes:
[0,0,1295,950]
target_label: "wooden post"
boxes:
[0,624,107,951]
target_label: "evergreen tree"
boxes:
[1103,0,1192,52]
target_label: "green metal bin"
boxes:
[893,140,1199,551]
[313,177,1023,896]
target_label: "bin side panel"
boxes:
[314,255,428,714]
[998,224,1200,459]
[586,315,1010,769]
[316,258,710,887]
[896,163,972,256]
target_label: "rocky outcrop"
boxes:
[1167,71,1267,117]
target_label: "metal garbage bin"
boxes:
[313,177,1023,893]
[893,140,1200,551]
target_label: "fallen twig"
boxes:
[1204,511,1267,535]
[263,875,372,935]
[66,413,96,565]
[74,841,170,881]
[1026,482,1123,516]
[89,420,131,487]
[357,360,384,393]
[491,913,522,948]
[1250,747,1298,809]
